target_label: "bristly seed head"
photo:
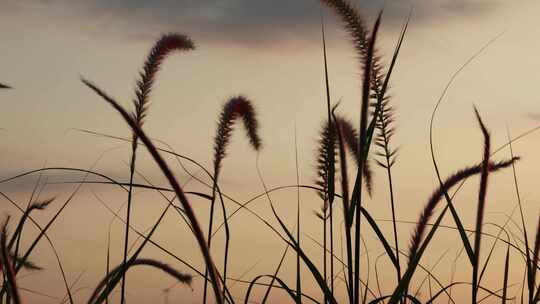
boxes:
[213,96,261,179]
[314,116,374,200]
[336,116,374,196]
[314,119,337,202]
[132,33,195,126]
[320,0,386,95]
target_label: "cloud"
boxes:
[3,0,501,47]
[440,0,498,16]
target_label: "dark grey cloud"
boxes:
[4,0,501,47]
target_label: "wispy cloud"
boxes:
[3,0,501,47]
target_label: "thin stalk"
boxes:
[354,13,382,304]
[507,126,534,304]
[120,137,137,304]
[502,242,510,304]
[329,198,335,299]
[202,182,218,304]
[260,242,290,303]
[324,209,328,304]
[376,106,401,285]
[321,12,336,301]
[295,124,302,304]
[386,164,400,283]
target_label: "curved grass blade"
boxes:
[90,258,192,302]
[428,34,505,270]
[389,158,517,304]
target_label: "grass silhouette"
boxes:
[0,0,539,303]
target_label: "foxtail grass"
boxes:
[319,1,404,302]
[203,95,261,303]
[3,1,540,303]
[120,33,194,304]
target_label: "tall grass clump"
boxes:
[2,1,540,303]
[317,0,407,303]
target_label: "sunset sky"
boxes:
[1,0,540,303]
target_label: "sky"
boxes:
[1,0,540,303]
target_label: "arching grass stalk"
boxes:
[81,78,224,304]
[90,258,192,300]
[120,33,194,304]
[203,96,261,303]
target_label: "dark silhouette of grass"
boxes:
[471,107,491,303]
[533,216,540,302]
[1,219,21,304]
[408,158,517,265]
[1,1,540,303]
[333,109,353,303]
[91,258,192,302]
[320,19,336,302]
